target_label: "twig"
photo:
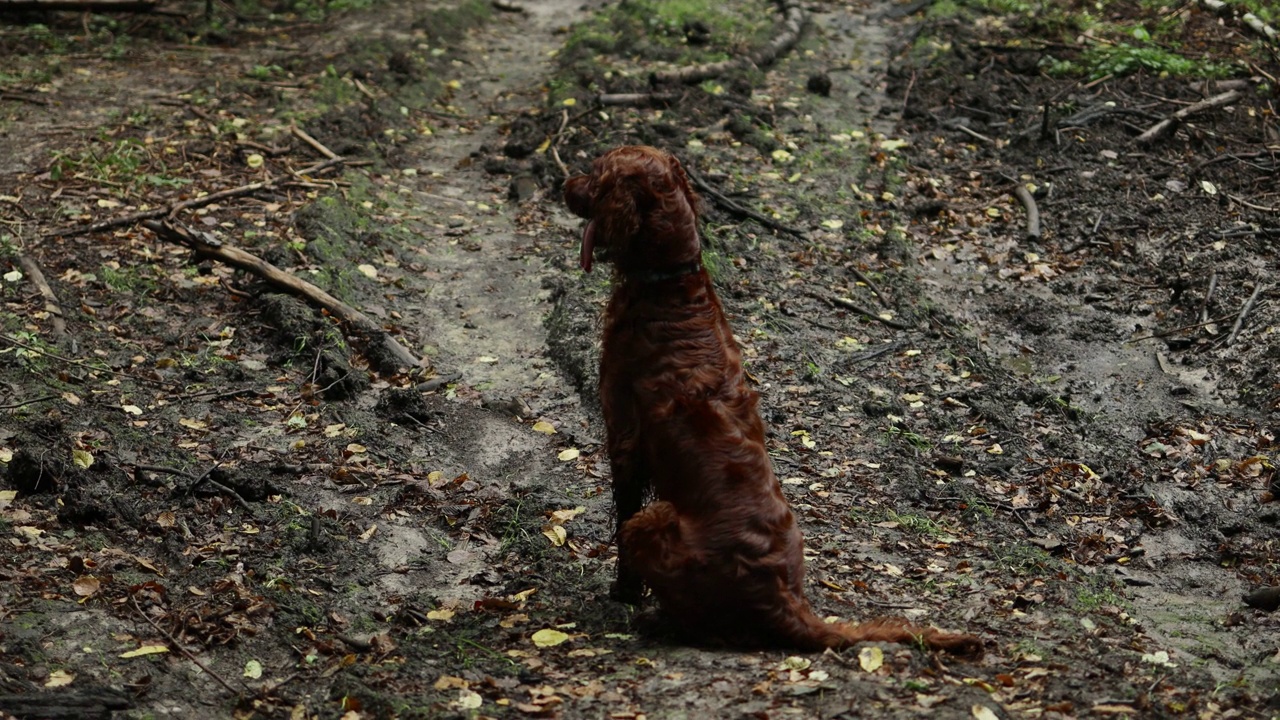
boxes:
[819,293,913,330]
[651,0,806,84]
[0,92,51,106]
[1127,312,1238,342]
[0,332,169,385]
[848,266,890,309]
[1225,283,1266,346]
[290,123,340,160]
[1199,272,1217,324]
[0,394,57,411]
[597,92,677,107]
[1134,89,1242,145]
[129,595,244,698]
[1011,184,1041,240]
[1198,0,1278,44]
[142,220,421,372]
[898,70,917,126]
[684,168,806,238]
[953,124,995,144]
[14,253,69,344]
[45,175,295,239]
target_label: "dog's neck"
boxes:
[626,257,704,284]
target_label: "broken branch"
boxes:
[1011,184,1041,240]
[1134,89,1242,145]
[651,0,806,84]
[142,220,421,372]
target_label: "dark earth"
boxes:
[1,0,1278,718]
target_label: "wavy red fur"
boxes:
[565,146,980,654]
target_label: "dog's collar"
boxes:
[631,259,704,283]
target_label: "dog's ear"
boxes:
[564,175,593,218]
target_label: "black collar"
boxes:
[631,259,704,283]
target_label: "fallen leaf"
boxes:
[3,269,24,283]
[178,418,208,430]
[972,705,999,720]
[358,523,377,542]
[45,670,75,688]
[72,576,101,597]
[542,525,567,546]
[452,690,483,710]
[427,608,455,621]
[121,404,143,416]
[531,628,569,648]
[531,421,557,435]
[557,448,580,462]
[120,645,169,658]
[357,264,378,279]
[72,448,94,469]
[246,153,264,168]
[244,659,263,679]
[858,646,883,672]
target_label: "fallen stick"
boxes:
[15,253,70,344]
[46,158,346,239]
[129,595,244,698]
[142,220,421,372]
[651,0,806,84]
[1134,89,1242,145]
[824,294,913,330]
[597,92,678,107]
[684,168,806,238]
[1011,184,1041,240]
[1225,283,1266,346]
[1198,0,1278,44]
[291,124,340,160]
[0,0,158,10]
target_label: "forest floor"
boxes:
[1,0,1278,718]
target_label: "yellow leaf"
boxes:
[121,404,143,416]
[178,418,207,430]
[434,675,469,690]
[357,264,378,279]
[244,659,263,679]
[0,489,15,509]
[858,646,884,672]
[548,506,586,523]
[45,670,75,688]
[324,423,346,437]
[557,448,580,462]
[346,443,367,454]
[0,449,12,463]
[120,645,169,658]
[246,153,264,168]
[72,448,94,470]
[562,97,576,107]
[453,690,483,710]
[531,421,557,435]
[972,705,999,720]
[427,608,455,621]
[531,628,569,648]
[542,525,567,546]
[62,392,81,406]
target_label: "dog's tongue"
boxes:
[579,219,596,273]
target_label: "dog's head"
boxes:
[564,145,702,274]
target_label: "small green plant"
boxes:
[887,510,945,537]
[884,425,932,452]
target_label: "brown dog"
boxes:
[565,146,979,653]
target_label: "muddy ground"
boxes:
[1,0,1278,718]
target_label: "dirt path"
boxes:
[1,0,1277,718]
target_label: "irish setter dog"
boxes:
[565,146,980,654]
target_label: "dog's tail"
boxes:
[780,609,983,656]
